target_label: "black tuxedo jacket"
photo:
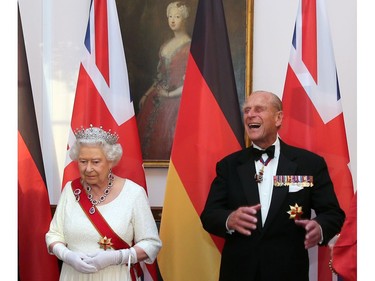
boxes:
[200,139,345,281]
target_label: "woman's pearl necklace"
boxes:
[86,173,114,215]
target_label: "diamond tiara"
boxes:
[73,125,119,145]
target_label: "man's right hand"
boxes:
[227,204,261,236]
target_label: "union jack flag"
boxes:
[279,0,354,280]
[62,0,158,279]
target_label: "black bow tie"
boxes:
[251,145,275,161]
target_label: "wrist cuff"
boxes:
[129,247,138,264]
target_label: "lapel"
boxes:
[237,148,262,229]
[238,159,260,205]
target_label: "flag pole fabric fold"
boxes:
[279,0,355,280]
[62,0,156,279]
[18,5,60,281]
[158,0,245,280]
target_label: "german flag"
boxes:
[18,6,60,281]
[158,0,244,280]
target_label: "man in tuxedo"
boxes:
[200,90,345,281]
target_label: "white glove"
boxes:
[52,243,97,273]
[85,247,138,270]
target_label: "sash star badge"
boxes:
[98,236,113,250]
[287,203,303,220]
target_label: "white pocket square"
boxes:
[289,184,303,193]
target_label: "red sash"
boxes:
[72,178,143,280]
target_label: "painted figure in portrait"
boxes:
[136,1,191,160]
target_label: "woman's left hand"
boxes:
[84,250,123,270]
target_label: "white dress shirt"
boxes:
[253,138,280,225]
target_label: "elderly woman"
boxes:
[46,125,161,281]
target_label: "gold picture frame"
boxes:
[117,0,253,167]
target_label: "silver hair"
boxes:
[69,126,123,166]
[166,1,189,19]
[243,90,283,112]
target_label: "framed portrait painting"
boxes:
[116,0,253,167]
